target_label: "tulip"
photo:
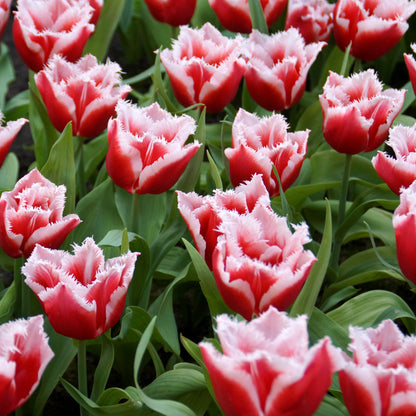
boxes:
[160,23,245,113]
[319,70,405,154]
[339,319,416,416]
[393,181,416,284]
[212,204,316,320]
[67,0,103,25]
[0,113,28,168]
[243,28,325,112]
[22,237,138,340]
[372,124,416,195]
[333,0,416,62]
[0,0,11,39]
[143,0,197,26]
[35,54,131,138]
[12,0,95,72]
[177,174,271,270]
[225,108,308,197]
[404,44,416,95]
[285,0,335,44]
[208,0,288,34]
[0,169,81,258]
[106,100,200,194]
[0,315,54,416]
[200,307,342,416]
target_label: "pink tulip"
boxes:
[0,315,54,416]
[404,44,416,95]
[160,23,245,113]
[106,100,200,194]
[243,28,325,112]
[225,108,308,197]
[285,0,335,44]
[0,0,11,39]
[12,0,95,72]
[177,174,271,270]
[339,319,416,416]
[319,70,405,154]
[0,112,27,168]
[22,238,138,340]
[372,124,416,195]
[67,0,103,25]
[333,0,416,61]
[143,0,197,26]
[200,307,342,416]
[208,0,288,34]
[35,54,131,138]
[212,204,316,320]
[393,181,416,284]
[0,169,81,258]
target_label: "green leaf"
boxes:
[314,394,349,416]
[0,153,19,192]
[0,44,16,111]
[206,150,222,190]
[248,0,268,33]
[83,132,108,180]
[0,281,15,324]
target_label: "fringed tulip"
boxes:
[0,0,11,39]
[393,182,416,284]
[0,112,27,168]
[208,0,288,33]
[243,28,325,112]
[106,100,200,194]
[160,23,245,113]
[333,0,416,61]
[285,0,335,44]
[0,169,81,258]
[225,108,308,197]
[319,70,405,154]
[339,320,416,416]
[404,44,416,95]
[68,0,103,25]
[0,315,54,416]
[200,308,342,416]
[143,0,197,26]
[212,204,316,320]
[35,54,131,138]
[372,124,416,195]
[177,174,271,270]
[12,0,95,72]
[22,238,138,340]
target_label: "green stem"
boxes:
[75,137,87,199]
[14,257,26,318]
[340,42,352,77]
[131,192,140,234]
[78,340,88,416]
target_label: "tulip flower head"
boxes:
[372,124,416,195]
[23,237,139,340]
[67,0,103,25]
[243,28,325,112]
[212,205,316,319]
[333,0,416,61]
[0,0,11,39]
[208,0,288,33]
[160,23,245,113]
[339,319,416,416]
[0,315,54,416]
[106,100,200,194]
[319,69,405,154]
[225,108,308,197]
[200,307,342,416]
[143,0,197,26]
[0,112,28,168]
[13,0,95,72]
[177,174,271,270]
[404,43,416,95]
[0,169,81,258]
[35,54,131,138]
[285,0,335,44]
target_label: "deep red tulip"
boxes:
[0,0,11,39]
[319,70,405,154]
[0,169,81,258]
[22,238,138,340]
[333,0,416,61]
[12,0,95,72]
[208,0,288,33]
[143,0,197,26]
[0,112,27,168]
[372,124,416,195]
[285,0,335,44]
[177,174,271,270]
[160,23,245,113]
[35,54,131,138]
[106,100,200,194]
[393,181,416,284]
[243,28,325,111]
[404,44,416,95]
[0,315,54,416]
[200,307,342,416]
[339,320,416,416]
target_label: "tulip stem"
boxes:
[340,42,352,77]
[78,340,88,416]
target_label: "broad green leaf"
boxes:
[0,281,15,324]
[0,153,19,192]
[318,44,354,87]
[0,44,15,110]
[248,0,268,33]
[296,100,324,156]
[4,89,30,121]
[206,150,222,190]
[83,132,108,180]
[314,394,349,416]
